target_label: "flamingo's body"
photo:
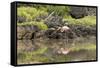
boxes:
[57,26,70,32]
[61,26,70,32]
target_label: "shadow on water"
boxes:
[17,36,96,64]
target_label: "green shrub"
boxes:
[47,6,70,16]
[17,7,48,21]
[63,16,96,26]
[17,21,48,30]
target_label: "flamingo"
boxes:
[57,26,70,32]
[61,26,70,32]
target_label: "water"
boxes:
[17,36,96,64]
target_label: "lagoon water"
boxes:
[17,36,96,64]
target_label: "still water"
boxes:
[17,36,96,64]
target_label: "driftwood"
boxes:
[44,11,55,22]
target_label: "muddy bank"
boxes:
[17,24,96,40]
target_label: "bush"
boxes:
[17,21,48,30]
[47,6,70,16]
[63,16,96,26]
[17,7,48,22]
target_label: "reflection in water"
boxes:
[17,36,96,64]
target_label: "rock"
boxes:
[70,7,87,19]
[45,27,76,39]
[45,24,96,39]
[34,14,48,22]
[70,25,96,37]
[70,7,96,19]
[86,7,96,16]
[17,26,26,39]
[17,25,39,40]
[17,25,96,40]
[17,16,26,23]
[45,28,56,38]
[35,30,46,38]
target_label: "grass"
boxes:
[63,16,96,26]
[17,21,48,30]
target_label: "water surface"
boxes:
[17,36,96,64]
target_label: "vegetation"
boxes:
[17,5,96,28]
[17,7,48,21]
[17,21,48,30]
[47,6,70,16]
[63,16,96,26]
[17,5,70,30]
